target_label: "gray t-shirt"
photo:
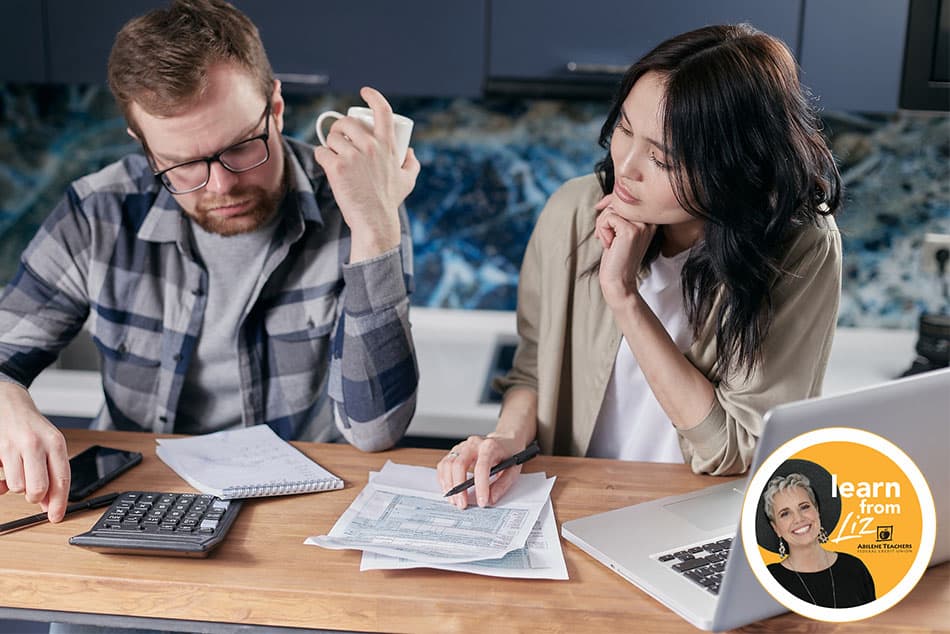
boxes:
[174,214,279,434]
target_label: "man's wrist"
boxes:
[349,238,400,263]
[0,380,38,412]
[348,218,401,264]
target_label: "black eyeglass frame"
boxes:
[148,102,272,195]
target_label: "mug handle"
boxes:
[315,111,345,147]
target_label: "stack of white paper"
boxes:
[306,461,568,579]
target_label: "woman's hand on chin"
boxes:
[595,194,656,309]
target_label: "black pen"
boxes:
[0,491,120,535]
[444,441,541,497]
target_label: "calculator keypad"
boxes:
[70,491,242,557]
[100,492,225,534]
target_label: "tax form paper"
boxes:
[306,461,567,579]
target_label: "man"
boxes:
[0,0,420,524]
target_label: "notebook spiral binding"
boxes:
[224,478,344,499]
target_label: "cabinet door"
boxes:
[0,0,47,82]
[46,0,161,85]
[489,0,802,80]
[44,1,485,97]
[238,0,485,97]
[799,0,909,112]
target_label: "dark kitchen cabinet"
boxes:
[42,0,485,97]
[0,0,47,83]
[46,0,158,84]
[799,0,910,112]
[239,0,485,97]
[487,0,803,85]
[0,1,919,111]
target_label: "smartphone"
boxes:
[68,445,143,501]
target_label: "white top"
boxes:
[586,249,693,462]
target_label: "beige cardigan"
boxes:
[496,174,842,475]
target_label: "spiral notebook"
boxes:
[155,425,344,499]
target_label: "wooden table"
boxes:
[0,429,946,633]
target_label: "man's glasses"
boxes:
[150,103,272,195]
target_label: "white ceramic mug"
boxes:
[315,106,414,163]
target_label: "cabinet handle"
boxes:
[565,62,628,76]
[275,73,330,86]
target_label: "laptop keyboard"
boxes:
[652,536,732,595]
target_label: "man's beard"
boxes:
[189,183,285,237]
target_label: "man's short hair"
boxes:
[108,0,274,137]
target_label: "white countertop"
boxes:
[821,327,918,396]
[406,308,516,437]
[29,310,921,439]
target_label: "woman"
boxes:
[438,24,842,508]
[764,473,875,608]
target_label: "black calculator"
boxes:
[69,491,242,557]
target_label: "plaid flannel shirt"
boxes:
[0,138,418,450]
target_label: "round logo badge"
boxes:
[740,427,936,622]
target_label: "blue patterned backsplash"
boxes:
[1,84,948,328]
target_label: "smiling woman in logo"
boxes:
[438,23,842,508]
[763,471,876,608]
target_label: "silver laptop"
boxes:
[561,368,950,631]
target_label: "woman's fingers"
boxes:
[487,466,522,506]
[437,436,482,510]
[437,435,526,509]
[594,193,617,212]
[472,439,511,508]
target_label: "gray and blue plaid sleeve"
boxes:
[0,192,91,388]
[328,205,418,451]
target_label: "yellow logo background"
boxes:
[757,440,922,598]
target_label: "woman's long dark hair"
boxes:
[593,24,841,383]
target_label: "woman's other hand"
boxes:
[594,193,656,309]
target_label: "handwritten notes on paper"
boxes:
[156,425,343,499]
